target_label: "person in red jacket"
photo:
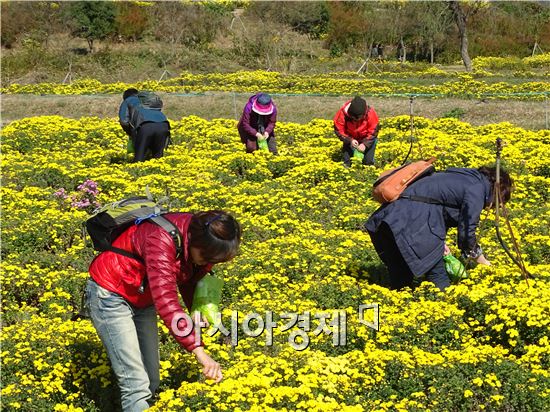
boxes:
[333,96,380,167]
[86,210,241,412]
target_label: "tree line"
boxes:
[1,1,549,72]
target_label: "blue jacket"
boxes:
[119,95,168,131]
[365,168,492,275]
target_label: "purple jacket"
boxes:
[237,94,277,142]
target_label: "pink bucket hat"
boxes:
[252,93,274,115]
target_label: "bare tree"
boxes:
[524,3,550,56]
[448,0,486,71]
[359,1,413,63]
[412,2,453,64]
[448,1,472,71]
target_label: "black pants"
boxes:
[342,139,377,166]
[133,122,170,163]
[369,222,450,291]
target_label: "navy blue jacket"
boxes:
[118,95,168,132]
[365,168,492,275]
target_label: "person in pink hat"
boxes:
[237,93,278,154]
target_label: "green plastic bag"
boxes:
[191,274,224,325]
[258,139,269,152]
[444,254,468,283]
[353,148,364,161]
[127,138,134,154]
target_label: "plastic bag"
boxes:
[258,139,269,151]
[127,138,134,154]
[444,254,468,283]
[191,274,224,325]
[353,148,364,161]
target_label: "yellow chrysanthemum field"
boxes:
[2,62,549,100]
[1,98,550,411]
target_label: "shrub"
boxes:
[67,1,116,53]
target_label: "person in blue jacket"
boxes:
[365,166,513,291]
[119,88,171,162]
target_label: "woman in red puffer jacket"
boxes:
[86,210,241,412]
[333,96,380,167]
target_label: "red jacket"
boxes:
[333,100,379,143]
[89,212,213,352]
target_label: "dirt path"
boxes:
[2,93,548,130]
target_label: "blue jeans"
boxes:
[86,279,160,412]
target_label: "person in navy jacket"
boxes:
[365,166,513,291]
[119,88,171,162]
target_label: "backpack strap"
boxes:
[136,215,183,294]
[109,246,144,263]
[101,214,183,294]
[148,215,183,258]
[399,194,459,209]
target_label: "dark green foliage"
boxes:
[442,108,467,120]
[1,1,549,82]
[68,1,116,52]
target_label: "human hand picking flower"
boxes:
[476,254,491,266]
[192,347,223,383]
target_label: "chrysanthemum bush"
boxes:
[473,53,550,71]
[2,64,549,99]
[1,114,549,411]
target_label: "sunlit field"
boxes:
[2,95,550,410]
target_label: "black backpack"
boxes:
[83,190,182,262]
[137,91,163,110]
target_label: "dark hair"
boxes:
[123,88,139,100]
[347,96,367,118]
[188,210,242,262]
[478,166,513,205]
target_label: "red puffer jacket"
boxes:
[89,212,213,352]
[333,100,379,143]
